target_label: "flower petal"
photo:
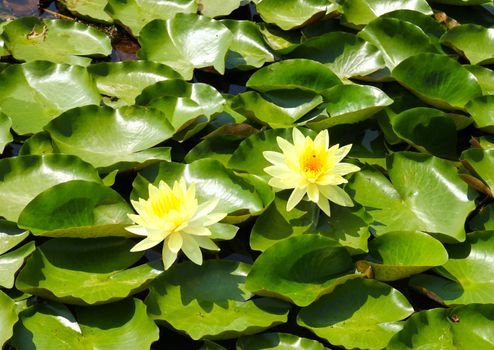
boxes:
[193,198,219,221]
[166,232,183,254]
[333,144,352,162]
[201,213,226,226]
[292,127,306,146]
[130,237,162,252]
[314,129,329,149]
[263,151,285,165]
[287,187,306,211]
[319,185,354,207]
[307,183,319,203]
[277,136,296,155]
[332,162,361,176]
[181,234,203,265]
[162,244,178,270]
[182,225,212,237]
[125,225,149,236]
[194,236,220,251]
[268,177,296,190]
[317,196,331,216]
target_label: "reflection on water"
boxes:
[1,0,56,19]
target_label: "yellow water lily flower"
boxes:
[125,178,226,270]
[263,128,360,216]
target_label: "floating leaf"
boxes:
[45,105,173,171]
[231,90,323,127]
[359,17,438,70]
[387,305,494,349]
[0,290,17,348]
[12,299,159,349]
[356,231,448,281]
[441,24,494,65]
[16,237,163,305]
[348,152,475,242]
[2,17,111,65]
[341,0,432,27]
[0,220,29,255]
[297,278,414,350]
[381,9,446,39]
[390,107,458,159]
[19,132,54,156]
[88,60,181,107]
[246,59,341,93]
[145,260,290,340]
[317,204,372,255]
[0,241,35,288]
[58,0,113,23]
[465,65,494,95]
[0,154,101,222]
[245,235,357,306]
[256,0,338,31]
[105,0,197,35]
[0,61,101,135]
[133,159,272,219]
[138,14,233,79]
[250,192,318,251]
[222,20,275,70]
[461,147,494,192]
[410,230,494,305]
[466,95,494,132]
[237,332,327,350]
[392,53,482,110]
[0,112,12,153]
[198,0,246,17]
[307,84,393,129]
[18,180,132,237]
[287,32,385,79]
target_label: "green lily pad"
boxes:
[0,22,8,57]
[0,61,101,135]
[307,84,393,129]
[198,0,247,17]
[135,79,225,138]
[441,24,494,65]
[356,231,448,281]
[18,180,132,237]
[58,0,113,23]
[341,0,432,27]
[410,230,494,305]
[250,192,318,251]
[44,105,173,171]
[145,260,290,340]
[88,60,181,107]
[16,237,163,305]
[0,220,29,255]
[0,290,17,348]
[1,17,111,65]
[381,10,446,39]
[392,53,482,110]
[256,0,338,31]
[19,132,54,156]
[470,203,494,231]
[297,278,414,350]
[0,112,12,153]
[0,241,35,288]
[138,14,233,79]
[465,65,494,95]
[0,154,101,222]
[258,22,301,53]
[231,90,323,127]
[287,32,385,79]
[317,203,372,255]
[185,135,242,165]
[466,95,494,132]
[387,305,494,349]
[237,332,327,350]
[359,17,438,70]
[12,299,159,350]
[390,107,458,159]
[461,147,494,193]
[105,0,197,35]
[245,234,357,307]
[246,59,341,93]
[133,158,272,219]
[348,152,475,242]
[222,20,275,70]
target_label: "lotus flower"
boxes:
[263,128,360,216]
[126,178,225,269]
